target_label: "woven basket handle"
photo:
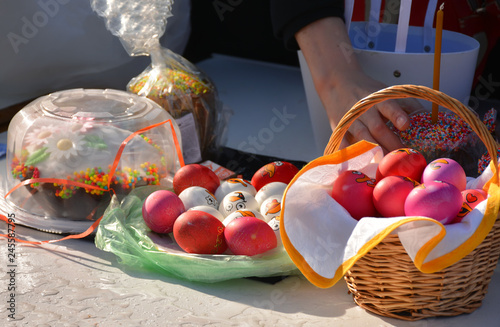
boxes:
[323,84,499,173]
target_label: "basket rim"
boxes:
[323,84,499,179]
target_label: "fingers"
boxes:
[398,98,425,114]
[349,115,405,153]
[375,99,410,131]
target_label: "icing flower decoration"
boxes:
[25,125,58,151]
[45,130,86,161]
[70,121,94,133]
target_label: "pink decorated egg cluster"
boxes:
[330,148,486,224]
[142,161,299,256]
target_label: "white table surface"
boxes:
[1,55,500,326]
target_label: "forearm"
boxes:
[294,16,418,152]
[270,0,344,50]
[295,16,362,95]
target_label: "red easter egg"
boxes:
[173,210,227,254]
[330,170,377,220]
[173,164,220,195]
[224,216,277,256]
[373,176,419,217]
[376,148,427,182]
[251,161,299,191]
[142,190,185,234]
[404,181,463,224]
[421,158,467,191]
[452,189,488,223]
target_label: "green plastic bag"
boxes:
[95,186,299,283]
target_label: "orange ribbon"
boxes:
[1,119,184,245]
[0,214,102,245]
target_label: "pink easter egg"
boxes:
[373,176,419,217]
[404,180,463,224]
[421,158,467,191]
[142,190,185,234]
[330,170,377,220]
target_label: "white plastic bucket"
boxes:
[299,1,480,154]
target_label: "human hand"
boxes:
[318,69,424,152]
[296,16,423,153]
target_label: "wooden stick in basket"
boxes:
[432,3,444,124]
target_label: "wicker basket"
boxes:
[324,84,500,320]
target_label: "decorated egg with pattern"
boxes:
[330,170,377,220]
[251,161,299,191]
[422,158,467,191]
[452,189,488,223]
[255,181,287,205]
[178,186,218,210]
[376,148,427,182]
[267,217,282,247]
[259,196,282,222]
[222,209,265,226]
[219,191,260,217]
[215,178,256,201]
[373,175,419,217]
[188,205,225,222]
[404,180,462,224]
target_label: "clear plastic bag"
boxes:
[95,186,299,283]
[127,49,222,162]
[92,0,227,163]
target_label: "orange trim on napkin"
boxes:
[334,217,444,286]
[418,182,500,273]
[280,140,500,288]
[280,140,379,288]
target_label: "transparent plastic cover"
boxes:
[3,89,182,233]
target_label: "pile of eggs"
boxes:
[330,148,487,224]
[142,161,299,256]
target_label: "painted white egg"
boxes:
[222,209,265,226]
[219,190,260,217]
[178,186,218,210]
[259,195,282,222]
[188,205,225,222]
[267,217,282,247]
[215,178,257,201]
[255,181,287,205]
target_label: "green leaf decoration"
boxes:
[25,147,50,166]
[84,135,108,150]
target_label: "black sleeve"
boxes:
[270,0,345,50]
